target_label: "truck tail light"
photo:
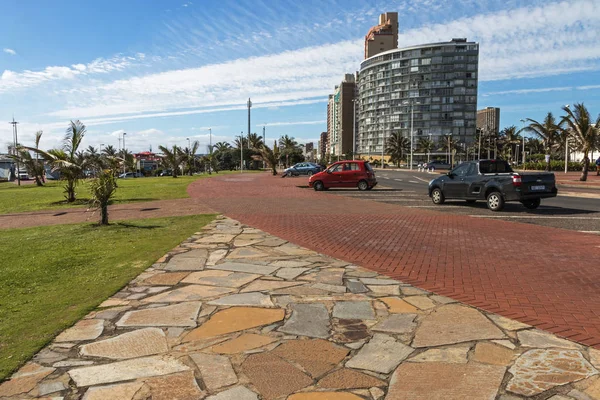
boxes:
[512,174,522,187]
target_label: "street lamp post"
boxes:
[565,104,570,174]
[240,131,244,173]
[122,132,127,175]
[9,117,20,186]
[208,128,212,174]
[410,101,414,170]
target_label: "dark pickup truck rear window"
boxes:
[479,161,514,174]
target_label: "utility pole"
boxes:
[208,127,212,174]
[122,132,127,175]
[10,117,20,186]
[262,125,266,169]
[565,104,570,173]
[352,98,356,159]
[240,131,244,173]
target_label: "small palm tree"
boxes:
[213,142,232,152]
[499,126,521,163]
[259,144,280,175]
[522,113,561,171]
[279,135,299,167]
[12,131,46,186]
[89,170,117,225]
[385,132,410,167]
[416,137,434,161]
[158,145,184,177]
[183,140,200,176]
[561,103,600,181]
[437,135,460,163]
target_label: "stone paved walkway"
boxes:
[3,216,600,399]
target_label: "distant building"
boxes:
[0,154,14,181]
[477,107,500,135]
[319,132,328,160]
[364,12,398,59]
[329,74,357,158]
[134,151,161,172]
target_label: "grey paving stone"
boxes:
[371,314,417,334]
[209,261,279,275]
[346,333,414,374]
[276,267,310,280]
[346,280,368,294]
[278,303,330,338]
[206,386,259,400]
[332,301,376,320]
[208,292,274,307]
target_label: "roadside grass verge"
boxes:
[0,214,215,380]
[0,170,262,214]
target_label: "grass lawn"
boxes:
[0,170,261,215]
[0,214,215,380]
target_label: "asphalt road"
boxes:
[310,169,600,234]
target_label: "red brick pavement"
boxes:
[189,172,600,347]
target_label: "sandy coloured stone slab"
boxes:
[68,355,190,387]
[472,342,515,366]
[300,268,345,286]
[144,371,206,400]
[401,287,430,296]
[210,333,277,354]
[209,261,279,275]
[345,333,413,374]
[507,349,597,396]
[367,285,400,296]
[332,301,376,320]
[0,363,55,397]
[517,329,580,349]
[241,352,313,400]
[317,368,386,389]
[371,313,417,334]
[276,267,311,280]
[403,295,436,310]
[273,244,318,256]
[82,381,144,400]
[196,234,235,244]
[79,328,169,359]
[207,249,228,266]
[190,352,237,390]
[278,303,330,338]
[227,247,271,259]
[206,386,259,400]
[269,260,312,268]
[408,346,470,364]
[380,297,420,313]
[386,362,506,399]
[55,319,104,342]
[183,307,285,342]
[288,393,363,400]
[208,292,274,307]
[162,257,206,271]
[272,338,349,378]
[142,284,235,302]
[142,272,190,286]
[412,304,505,347]
[182,270,260,287]
[360,278,400,285]
[116,302,201,327]
[240,279,304,293]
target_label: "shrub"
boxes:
[522,160,581,171]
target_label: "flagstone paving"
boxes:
[4,216,600,399]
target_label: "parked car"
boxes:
[428,159,557,211]
[423,160,451,170]
[118,172,143,178]
[308,160,377,191]
[282,162,322,177]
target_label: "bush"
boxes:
[522,160,581,171]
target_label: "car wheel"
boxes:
[358,180,369,191]
[307,171,313,176]
[314,181,324,191]
[486,191,505,211]
[522,198,541,209]
[431,188,445,204]
[466,199,476,204]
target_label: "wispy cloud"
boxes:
[483,84,600,96]
[260,120,326,127]
[3,48,16,55]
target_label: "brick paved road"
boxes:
[188,172,600,347]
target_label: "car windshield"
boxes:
[479,160,513,174]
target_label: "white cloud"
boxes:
[3,48,16,55]
[261,120,326,127]
[483,84,600,96]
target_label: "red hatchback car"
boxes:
[308,160,378,191]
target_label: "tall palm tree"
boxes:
[213,142,231,153]
[522,113,561,171]
[499,126,521,163]
[438,134,460,163]
[385,132,410,167]
[416,137,434,161]
[102,145,117,157]
[561,103,600,181]
[258,144,280,175]
[158,145,184,178]
[248,133,264,150]
[12,131,46,186]
[24,121,86,202]
[278,135,299,167]
[233,137,249,149]
[183,140,200,176]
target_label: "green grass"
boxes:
[0,214,215,380]
[0,170,260,215]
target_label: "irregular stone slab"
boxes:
[227,247,270,259]
[487,313,531,331]
[312,283,346,293]
[372,314,417,334]
[55,319,104,342]
[367,285,400,296]
[346,280,368,294]
[473,342,515,366]
[408,346,470,364]
[288,393,363,400]
[276,267,310,280]
[517,329,580,349]
[210,261,279,275]
[0,363,55,397]
[271,285,331,296]
[234,238,265,247]
[211,333,277,354]
[332,301,375,320]
[206,386,259,400]
[144,371,206,400]
[272,339,349,378]
[190,353,237,390]
[300,268,345,286]
[507,349,597,396]
[274,244,318,256]
[196,234,235,244]
[258,238,287,247]
[53,360,95,367]
[175,248,209,258]
[207,249,228,266]
[183,307,285,342]
[240,279,303,293]
[333,319,370,343]
[401,287,430,296]
[142,284,235,302]
[82,381,144,400]
[380,297,420,313]
[360,278,400,285]
[412,304,505,348]
[589,348,600,369]
[37,380,67,396]
[430,295,457,304]
[99,298,129,308]
[278,303,330,339]
[270,260,312,268]
[208,292,274,307]
[241,352,312,400]
[163,257,206,271]
[345,334,413,374]
[387,362,506,400]
[492,339,516,349]
[68,355,190,387]
[116,302,201,327]
[80,328,168,359]
[142,272,189,285]
[182,270,260,288]
[90,305,131,320]
[404,296,436,310]
[317,368,386,389]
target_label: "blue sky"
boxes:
[1,0,600,152]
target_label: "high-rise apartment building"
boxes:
[319,132,328,160]
[357,38,479,157]
[477,107,500,134]
[328,74,357,157]
[364,12,398,59]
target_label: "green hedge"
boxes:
[522,160,582,171]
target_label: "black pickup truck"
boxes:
[428,160,557,211]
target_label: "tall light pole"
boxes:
[240,131,244,173]
[9,117,20,186]
[565,104,570,174]
[520,119,526,165]
[410,101,414,170]
[247,98,252,144]
[122,132,127,175]
[352,98,356,159]
[208,128,212,174]
[262,125,266,168]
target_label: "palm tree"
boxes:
[233,137,249,149]
[279,135,299,167]
[561,103,600,181]
[385,132,410,167]
[248,133,264,150]
[499,126,521,163]
[416,137,435,162]
[183,140,200,176]
[11,131,46,186]
[102,145,117,157]
[158,145,184,178]
[258,144,280,175]
[24,121,86,202]
[522,113,561,171]
[89,170,117,225]
[213,142,231,152]
[438,134,460,164]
